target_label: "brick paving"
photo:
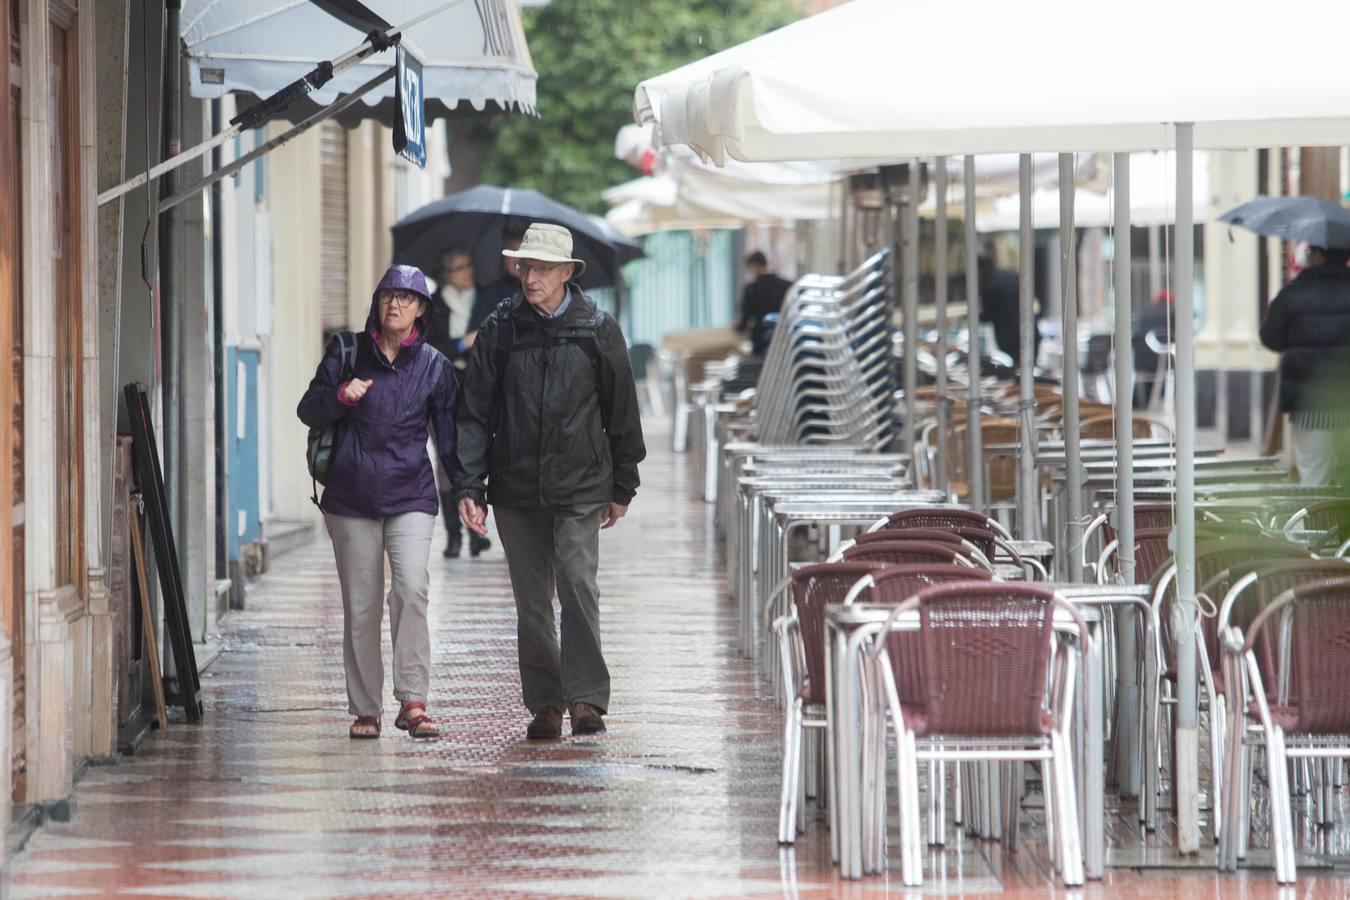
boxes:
[4,426,1348,897]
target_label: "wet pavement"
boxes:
[4,426,1348,897]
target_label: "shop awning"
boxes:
[183,0,537,120]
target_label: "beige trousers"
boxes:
[324,511,435,718]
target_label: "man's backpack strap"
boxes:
[491,300,514,436]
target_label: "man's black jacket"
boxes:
[453,288,646,509]
[1259,263,1350,417]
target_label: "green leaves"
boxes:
[474,0,795,212]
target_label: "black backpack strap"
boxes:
[491,300,514,436]
[312,331,358,508]
[337,330,357,380]
[554,319,610,432]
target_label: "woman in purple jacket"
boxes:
[298,265,458,739]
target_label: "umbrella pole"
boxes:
[1113,151,1141,798]
[1173,122,1201,854]
[964,156,983,508]
[1017,154,1038,539]
[1059,153,1082,581]
[935,158,950,495]
[903,163,921,470]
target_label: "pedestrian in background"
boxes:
[428,247,494,558]
[454,223,646,740]
[978,253,1038,372]
[298,264,458,740]
[736,251,792,355]
[1259,244,1350,485]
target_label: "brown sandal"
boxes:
[349,715,380,739]
[395,702,439,739]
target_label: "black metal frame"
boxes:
[123,382,203,722]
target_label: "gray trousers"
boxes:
[494,503,610,714]
[324,511,435,717]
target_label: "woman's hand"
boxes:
[341,378,374,405]
[458,498,489,536]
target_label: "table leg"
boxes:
[1085,626,1105,879]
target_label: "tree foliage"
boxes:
[469,0,797,212]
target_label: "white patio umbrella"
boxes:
[637,0,1350,869]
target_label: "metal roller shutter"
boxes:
[318,122,349,333]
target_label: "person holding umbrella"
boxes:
[1259,243,1350,485]
[454,223,646,740]
[427,247,494,558]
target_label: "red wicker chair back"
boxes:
[1245,560,1350,706]
[790,561,889,705]
[843,540,967,568]
[1246,578,1350,733]
[884,508,994,533]
[854,528,965,548]
[1132,528,1175,585]
[908,583,1060,737]
[870,566,995,708]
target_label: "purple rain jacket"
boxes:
[297,265,459,520]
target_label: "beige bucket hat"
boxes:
[501,222,586,277]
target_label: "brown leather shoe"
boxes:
[526,707,563,740]
[570,703,606,736]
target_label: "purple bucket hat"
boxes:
[373,264,433,305]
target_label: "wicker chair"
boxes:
[770,561,888,844]
[1219,577,1350,882]
[876,507,1011,539]
[847,566,997,860]
[866,583,1089,886]
[843,540,975,569]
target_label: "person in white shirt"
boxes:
[429,247,494,557]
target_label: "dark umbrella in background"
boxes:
[391,185,643,290]
[1218,195,1350,248]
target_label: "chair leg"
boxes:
[1268,728,1296,884]
[1042,759,1058,872]
[899,732,924,887]
[1052,731,1085,886]
[953,762,964,827]
[1002,762,1023,852]
[779,700,802,845]
[1210,692,1226,843]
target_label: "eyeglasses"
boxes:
[379,291,422,309]
[445,263,473,274]
[514,260,564,278]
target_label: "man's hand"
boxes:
[601,502,628,530]
[341,378,374,405]
[458,497,489,536]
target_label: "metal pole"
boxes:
[1017,154,1038,539]
[161,0,183,540]
[158,69,394,215]
[836,180,848,275]
[903,162,920,471]
[1112,151,1141,797]
[964,156,983,507]
[1173,122,1201,854]
[1059,152,1082,580]
[935,157,950,494]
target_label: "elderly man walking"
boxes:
[454,223,646,739]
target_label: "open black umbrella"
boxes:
[1218,195,1350,249]
[391,185,643,290]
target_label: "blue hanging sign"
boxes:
[394,45,426,168]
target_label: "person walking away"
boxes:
[297,264,458,740]
[428,247,495,558]
[736,251,793,356]
[978,254,1039,373]
[454,223,646,740]
[1259,244,1350,486]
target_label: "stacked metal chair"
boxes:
[750,250,896,449]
